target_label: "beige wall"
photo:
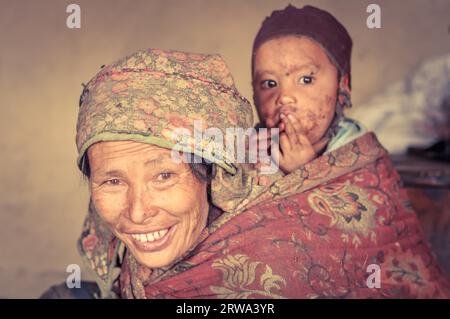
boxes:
[1,0,449,298]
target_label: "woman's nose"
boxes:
[127,186,158,224]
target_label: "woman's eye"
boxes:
[104,178,121,186]
[156,172,174,181]
[298,76,314,85]
[260,79,277,89]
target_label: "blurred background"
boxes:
[1,0,449,298]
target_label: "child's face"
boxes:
[253,35,339,144]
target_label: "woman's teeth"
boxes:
[131,228,169,242]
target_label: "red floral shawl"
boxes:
[79,133,450,298]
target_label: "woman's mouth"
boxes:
[128,225,176,252]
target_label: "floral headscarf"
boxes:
[76,48,253,175]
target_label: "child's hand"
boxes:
[248,127,278,172]
[271,113,329,173]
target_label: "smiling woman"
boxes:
[61,48,256,298]
[87,141,210,269]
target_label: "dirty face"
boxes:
[87,141,209,269]
[253,35,339,144]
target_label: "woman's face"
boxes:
[88,141,209,268]
[253,35,339,144]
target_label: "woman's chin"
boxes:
[131,243,181,268]
[136,252,175,269]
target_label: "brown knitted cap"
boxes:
[252,4,353,86]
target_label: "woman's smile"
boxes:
[126,224,177,252]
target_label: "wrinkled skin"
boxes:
[88,141,209,269]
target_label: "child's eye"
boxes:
[260,79,278,89]
[298,76,314,85]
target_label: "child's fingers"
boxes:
[256,129,279,141]
[279,132,291,153]
[282,114,299,147]
[270,140,281,165]
[286,114,304,146]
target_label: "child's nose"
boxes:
[276,86,297,106]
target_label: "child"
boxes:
[250,5,365,174]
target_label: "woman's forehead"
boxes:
[88,141,172,163]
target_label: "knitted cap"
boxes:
[252,4,353,86]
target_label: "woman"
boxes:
[68,46,449,299]
[74,48,256,298]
